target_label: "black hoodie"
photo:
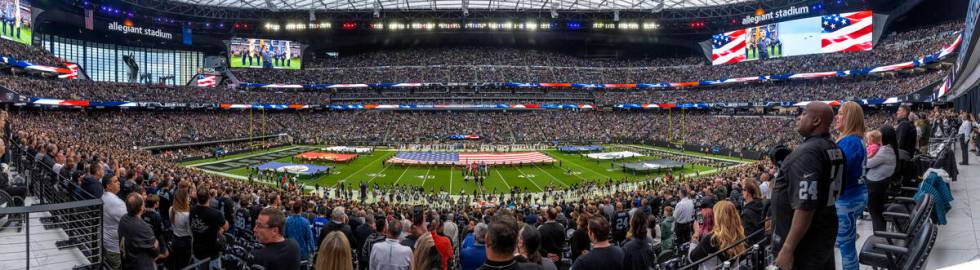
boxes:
[740,199,766,246]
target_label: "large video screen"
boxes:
[712,10,872,65]
[0,0,31,45]
[228,38,302,69]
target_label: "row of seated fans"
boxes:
[10,109,897,154]
[235,21,960,84]
[0,69,946,105]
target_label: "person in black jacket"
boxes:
[320,206,355,253]
[895,105,918,155]
[480,210,544,270]
[622,211,655,270]
[536,208,565,265]
[119,193,160,270]
[739,179,765,246]
[141,194,169,263]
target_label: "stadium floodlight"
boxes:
[643,21,659,30]
[264,23,280,31]
[526,21,538,31]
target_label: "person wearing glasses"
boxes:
[251,207,302,270]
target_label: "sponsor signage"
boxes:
[741,6,811,25]
[107,20,174,40]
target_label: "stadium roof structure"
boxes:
[168,0,752,11]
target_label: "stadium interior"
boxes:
[0,0,979,270]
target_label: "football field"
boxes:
[181,145,751,194]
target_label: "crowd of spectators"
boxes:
[7,106,787,270]
[1,68,945,105]
[0,38,64,67]
[235,21,960,85]
[12,110,808,152]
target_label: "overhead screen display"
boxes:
[0,0,31,45]
[228,38,302,69]
[712,10,872,65]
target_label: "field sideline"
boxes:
[181,145,753,194]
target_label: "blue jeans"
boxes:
[193,255,222,270]
[836,193,868,270]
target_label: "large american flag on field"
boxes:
[387,151,555,166]
[821,10,873,53]
[711,29,747,65]
[197,74,217,87]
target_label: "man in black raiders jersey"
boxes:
[772,102,844,270]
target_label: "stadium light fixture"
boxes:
[642,22,659,31]
[526,21,538,31]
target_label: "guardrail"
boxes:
[0,141,103,269]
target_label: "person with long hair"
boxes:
[833,101,869,270]
[516,224,558,270]
[867,126,898,231]
[622,211,654,270]
[569,213,591,262]
[410,233,440,270]
[688,201,747,270]
[165,183,193,270]
[317,231,354,270]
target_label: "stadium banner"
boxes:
[228,37,302,69]
[387,151,555,166]
[321,146,372,153]
[0,0,32,45]
[709,10,873,65]
[584,151,644,160]
[448,135,481,140]
[294,152,358,162]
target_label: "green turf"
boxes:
[191,145,740,194]
[178,145,300,166]
[229,56,302,69]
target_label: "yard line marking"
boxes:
[420,167,432,187]
[449,166,454,194]
[367,165,390,184]
[341,152,390,183]
[186,146,303,167]
[533,164,569,187]
[393,167,411,185]
[495,170,512,190]
[515,166,543,192]
[552,152,606,179]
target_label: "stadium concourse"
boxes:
[1,0,979,270]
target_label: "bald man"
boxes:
[772,102,845,270]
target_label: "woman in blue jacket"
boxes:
[834,101,869,270]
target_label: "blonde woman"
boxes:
[316,231,354,270]
[833,101,868,270]
[410,233,439,270]
[688,201,746,270]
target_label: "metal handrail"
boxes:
[680,228,767,270]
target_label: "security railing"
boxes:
[0,141,103,270]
